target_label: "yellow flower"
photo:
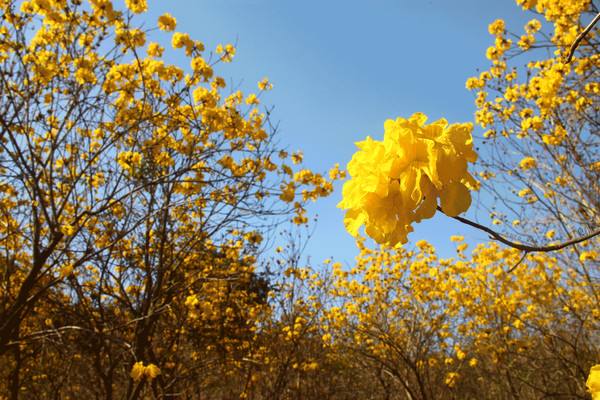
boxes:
[158,13,176,31]
[525,19,541,33]
[291,151,303,165]
[130,362,145,381]
[338,113,477,246]
[124,0,147,13]
[245,93,259,105]
[145,364,161,380]
[216,43,236,62]
[587,365,600,400]
[130,361,161,381]
[488,19,505,36]
[445,372,460,388]
[147,42,164,58]
[486,46,500,60]
[580,251,597,262]
[279,182,295,203]
[454,345,466,360]
[465,77,484,90]
[519,156,537,170]
[518,34,534,50]
[258,77,273,91]
[61,224,77,236]
[172,32,193,51]
[59,263,74,279]
[117,151,142,172]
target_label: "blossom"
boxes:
[216,43,236,62]
[145,364,161,379]
[117,151,142,172]
[172,32,193,51]
[488,19,505,36]
[580,251,597,262]
[130,362,145,381]
[258,77,273,91]
[147,42,164,57]
[338,113,477,246]
[445,372,460,388]
[157,13,176,31]
[587,365,600,400]
[519,156,537,170]
[124,0,147,14]
[525,18,541,33]
[130,361,161,381]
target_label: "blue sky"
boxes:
[146,0,534,265]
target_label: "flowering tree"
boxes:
[339,3,599,256]
[469,1,599,259]
[338,113,478,247]
[332,0,599,398]
[0,0,335,397]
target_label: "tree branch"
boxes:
[565,11,600,63]
[437,207,600,253]
[508,251,529,274]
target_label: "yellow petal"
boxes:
[414,193,437,222]
[130,362,145,382]
[440,182,471,216]
[145,364,161,380]
[343,209,366,237]
[409,112,428,126]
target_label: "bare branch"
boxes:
[565,11,600,63]
[438,207,600,253]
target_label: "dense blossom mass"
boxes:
[0,0,336,397]
[316,237,598,399]
[466,0,599,241]
[338,113,478,246]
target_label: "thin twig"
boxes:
[437,207,600,253]
[508,251,529,274]
[565,11,600,63]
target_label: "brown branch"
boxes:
[437,207,600,253]
[508,251,529,274]
[565,11,600,63]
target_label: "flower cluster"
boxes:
[130,362,161,381]
[464,0,598,243]
[338,113,478,246]
[0,0,340,397]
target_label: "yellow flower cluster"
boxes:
[117,151,142,172]
[338,113,478,246]
[130,362,161,381]
[157,13,176,31]
[125,0,147,14]
[464,0,598,242]
[517,0,590,46]
[519,156,537,170]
